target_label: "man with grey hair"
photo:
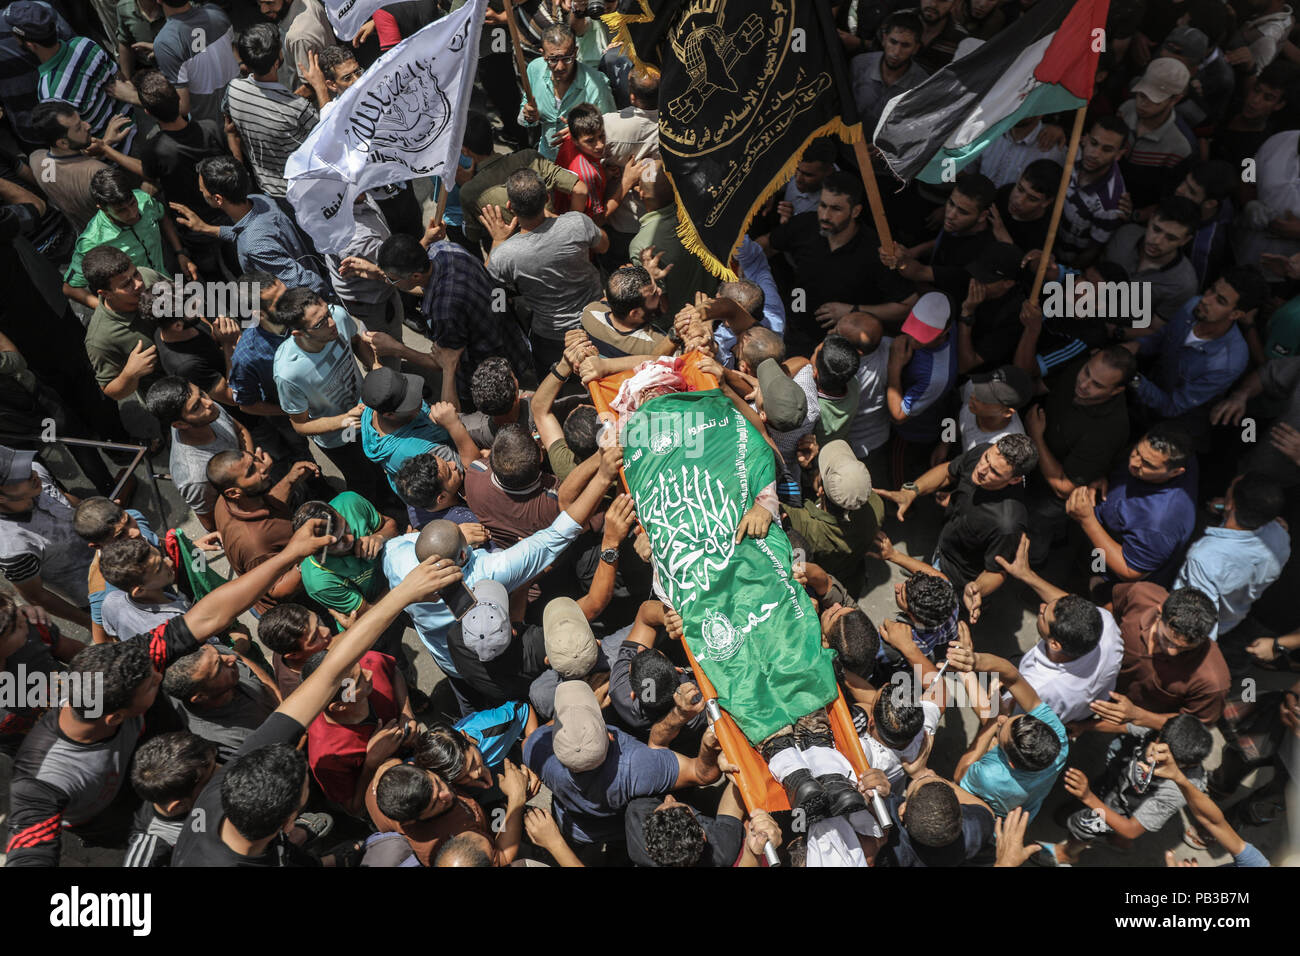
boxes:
[520,22,615,161]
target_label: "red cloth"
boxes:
[306,651,401,805]
[372,10,402,51]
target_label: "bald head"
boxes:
[718,279,764,319]
[434,831,495,867]
[835,312,883,353]
[415,519,464,563]
[737,326,785,372]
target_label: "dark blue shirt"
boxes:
[524,724,679,845]
[229,323,289,407]
[1095,459,1198,585]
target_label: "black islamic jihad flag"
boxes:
[604,0,861,280]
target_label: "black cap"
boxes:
[360,367,424,416]
[5,2,57,44]
[966,242,1024,283]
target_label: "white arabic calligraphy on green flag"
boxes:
[621,389,838,743]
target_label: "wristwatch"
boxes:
[902,481,919,494]
[599,547,619,565]
[548,361,570,380]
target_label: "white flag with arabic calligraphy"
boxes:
[321,0,386,42]
[286,0,485,256]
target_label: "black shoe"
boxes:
[796,730,836,751]
[760,732,797,764]
[818,774,868,818]
[782,768,829,827]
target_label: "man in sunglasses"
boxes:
[520,23,615,161]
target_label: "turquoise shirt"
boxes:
[522,58,615,161]
[959,701,1068,820]
[360,400,457,493]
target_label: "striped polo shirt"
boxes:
[1057,159,1126,264]
[36,36,135,150]
[222,77,319,197]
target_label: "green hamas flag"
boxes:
[622,389,838,743]
[604,0,861,280]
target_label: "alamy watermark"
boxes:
[1040,275,1151,328]
[150,277,262,324]
[0,666,103,718]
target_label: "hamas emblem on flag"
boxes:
[699,608,744,661]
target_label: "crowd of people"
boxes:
[0,0,1297,869]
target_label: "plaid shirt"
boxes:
[421,240,532,382]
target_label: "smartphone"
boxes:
[440,580,477,620]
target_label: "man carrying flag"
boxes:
[286,0,488,257]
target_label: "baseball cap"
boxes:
[553,680,608,772]
[459,579,511,662]
[970,365,1033,408]
[818,440,872,511]
[0,446,36,486]
[1132,57,1190,104]
[756,358,807,432]
[900,291,951,346]
[5,2,57,44]
[544,597,599,678]
[966,242,1024,283]
[360,367,423,416]
[1161,26,1209,63]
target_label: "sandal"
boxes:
[1030,842,1071,867]
[1182,825,1210,851]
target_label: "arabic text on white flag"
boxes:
[322,0,386,42]
[287,0,486,256]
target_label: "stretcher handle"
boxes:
[705,699,781,867]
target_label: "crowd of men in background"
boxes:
[0,0,1296,868]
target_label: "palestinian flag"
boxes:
[621,388,839,744]
[874,0,1110,184]
[604,0,862,280]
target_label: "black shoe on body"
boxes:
[818,773,868,818]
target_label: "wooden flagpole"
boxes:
[852,139,894,253]
[502,0,536,109]
[1030,105,1088,305]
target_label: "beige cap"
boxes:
[544,597,599,678]
[819,439,873,511]
[553,680,608,772]
[1132,58,1190,104]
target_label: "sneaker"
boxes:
[293,812,334,847]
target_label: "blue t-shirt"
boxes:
[88,510,158,627]
[1223,842,1269,867]
[1095,460,1198,585]
[272,306,362,449]
[359,401,455,493]
[524,724,679,844]
[456,701,529,771]
[883,796,996,866]
[959,702,1068,821]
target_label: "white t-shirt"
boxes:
[958,381,1025,452]
[860,699,942,790]
[1014,607,1124,723]
[846,339,892,457]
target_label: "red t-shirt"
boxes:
[554,138,606,220]
[307,650,401,805]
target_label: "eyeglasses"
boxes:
[304,311,333,332]
[337,68,364,83]
[544,54,575,65]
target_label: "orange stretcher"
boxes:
[587,352,875,853]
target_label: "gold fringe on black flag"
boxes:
[604,0,863,281]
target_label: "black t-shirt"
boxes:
[1042,356,1131,486]
[931,228,995,313]
[769,211,912,349]
[623,797,745,867]
[171,711,319,867]
[446,620,548,707]
[994,183,1050,253]
[935,444,1028,589]
[966,288,1027,375]
[140,120,228,225]
[155,326,226,393]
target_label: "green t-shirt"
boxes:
[299,492,384,619]
[815,389,861,444]
[66,189,169,288]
